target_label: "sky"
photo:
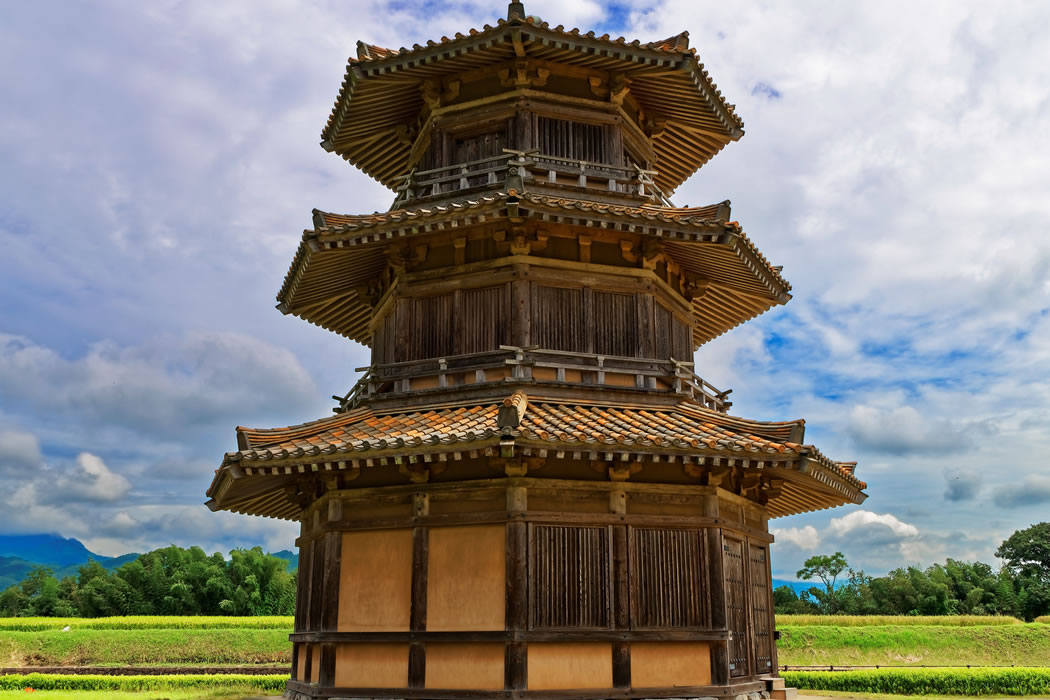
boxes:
[0,1,1048,579]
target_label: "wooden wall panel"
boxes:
[527,642,613,690]
[529,525,612,629]
[427,524,506,631]
[459,286,506,354]
[532,286,585,352]
[630,641,711,688]
[724,536,749,678]
[337,529,413,632]
[594,291,638,357]
[424,643,504,690]
[310,643,321,683]
[334,643,409,688]
[673,315,694,359]
[630,528,705,628]
[410,294,454,360]
[750,543,774,675]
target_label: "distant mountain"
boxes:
[0,533,298,588]
[0,535,141,589]
[772,578,818,595]
[272,550,299,572]
[0,534,103,568]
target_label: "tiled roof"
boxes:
[322,9,743,192]
[281,192,790,346]
[222,392,863,491]
[307,192,790,294]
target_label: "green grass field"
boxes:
[0,629,290,666]
[777,623,1050,667]
[0,617,293,632]
[777,615,1023,627]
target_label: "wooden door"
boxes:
[749,544,774,675]
[724,537,749,677]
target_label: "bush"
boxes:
[784,667,1050,695]
[0,674,285,692]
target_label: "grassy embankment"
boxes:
[777,616,1050,668]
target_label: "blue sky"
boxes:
[1,1,1048,579]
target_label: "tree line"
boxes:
[0,545,295,617]
[776,522,1050,620]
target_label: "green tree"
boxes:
[796,552,849,613]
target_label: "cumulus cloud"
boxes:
[0,332,321,440]
[943,468,981,502]
[771,525,820,551]
[0,428,42,470]
[846,405,974,455]
[828,510,919,539]
[993,474,1050,508]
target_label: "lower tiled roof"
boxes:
[219,391,863,490]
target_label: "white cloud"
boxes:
[0,332,322,441]
[828,510,919,539]
[771,525,820,551]
[0,428,42,469]
[847,405,975,455]
[993,474,1050,509]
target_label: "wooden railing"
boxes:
[392,151,673,207]
[333,346,731,413]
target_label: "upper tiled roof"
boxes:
[322,9,743,192]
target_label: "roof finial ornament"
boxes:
[507,1,525,21]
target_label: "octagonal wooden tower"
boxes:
[206,5,866,698]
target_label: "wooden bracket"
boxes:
[387,243,428,274]
[399,465,431,484]
[608,461,643,482]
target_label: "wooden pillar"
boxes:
[611,487,631,689]
[511,270,531,347]
[505,519,528,690]
[410,494,429,688]
[318,530,341,686]
[704,494,730,686]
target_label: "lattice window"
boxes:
[630,528,706,628]
[536,117,608,163]
[529,525,612,629]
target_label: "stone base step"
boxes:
[770,688,797,700]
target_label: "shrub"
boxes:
[784,667,1050,696]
